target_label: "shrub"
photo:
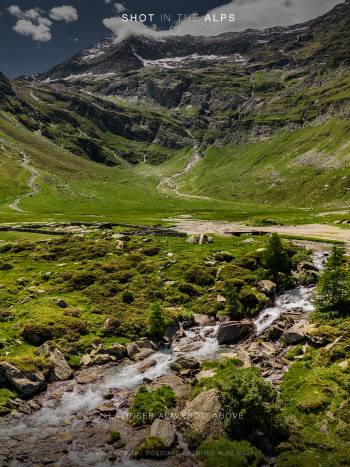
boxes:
[239,286,268,315]
[122,290,134,304]
[291,250,312,269]
[178,282,201,297]
[263,233,290,276]
[149,302,165,339]
[134,436,167,459]
[129,385,176,426]
[108,431,121,444]
[236,255,259,270]
[219,367,289,447]
[185,266,215,286]
[143,247,161,257]
[314,245,350,314]
[183,428,204,451]
[224,280,243,319]
[66,271,97,290]
[198,438,263,467]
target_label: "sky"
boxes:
[0,0,344,78]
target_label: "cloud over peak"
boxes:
[103,0,343,43]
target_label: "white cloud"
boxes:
[114,3,126,13]
[8,5,52,42]
[103,0,344,42]
[49,5,78,23]
[8,5,22,16]
[8,4,79,42]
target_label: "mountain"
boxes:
[1,1,350,220]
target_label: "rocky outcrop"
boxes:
[180,389,224,439]
[150,419,176,448]
[126,340,157,359]
[257,280,277,296]
[186,234,213,245]
[297,262,319,273]
[193,314,216,327]
[149,375,190,407]
[0,362,46,398]
[170,357,200,372]
[284,320,312,345]
[217,320,256,345]
[103,343,127,359]
[137,359,157,373]
[38,344,72,381]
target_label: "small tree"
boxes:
[263,233,290,276]
[314,245,350,314]
[224,280,243,320]
[149,302,165,339]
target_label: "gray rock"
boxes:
[150,419,176,448]
[257,280,277,296]
[103,343,127,359]
[38,344,72,381]
[193,314,216,326]
[297,262,319,273]
[80,354,92,366]
[137,359,157,373]
[217,320,255,345]
[180,389,224,438]
[102,317,120,335]
[0,362,46,398]
[126,342,141,358]
[134,348,156,361]
[284,320,311,345]
[170,356,200,372]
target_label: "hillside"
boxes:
[0,1,350,222]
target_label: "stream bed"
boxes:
[0,251,328,466]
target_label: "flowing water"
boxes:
[0,251,328,466]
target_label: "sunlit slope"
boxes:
[0,113,314,225]
[181,119,350,207]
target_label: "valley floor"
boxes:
[169,219,350,246]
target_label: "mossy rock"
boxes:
[198,438,263,467]
[134,436,167,459]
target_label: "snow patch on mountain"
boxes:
[78,39,112,64]
[134,52,246,69]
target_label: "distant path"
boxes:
[167,218,350,245]
[9,150,39,212]
[157,137,210,200]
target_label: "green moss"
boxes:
[134,436,167,459]
[198,438,263,467]
[108,431,121,444]
[129,385,176,426]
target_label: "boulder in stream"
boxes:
[170,357,200,372]
[217,320,255,345]
[137,359,157,374]
[284,320,312,345]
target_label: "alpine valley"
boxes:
[1,2,350,467]
[1,0,350,224]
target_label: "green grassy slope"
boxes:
[0,111,341,226]
[181,119,350,208]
